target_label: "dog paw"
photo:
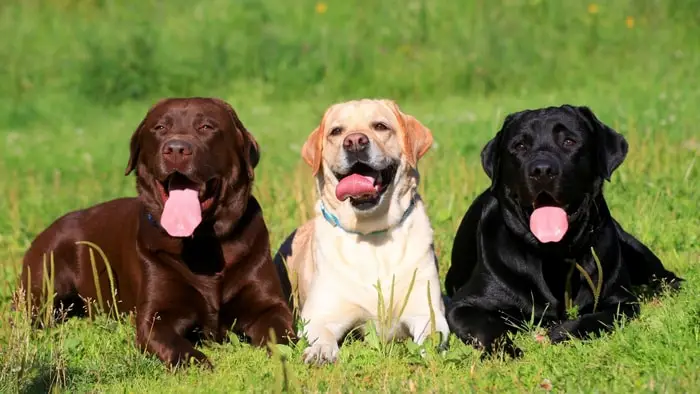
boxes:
[477,336,523,360]
[169,349,213,370]
[199,358,214,370]
[405,314,450,347]
[436,340,450,354]
[302,342,339,365]
[548,323,575,344]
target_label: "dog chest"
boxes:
[314,226,435,304]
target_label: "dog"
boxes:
[444,105,682,356]
[273,99,450,365]
[20,97,295,368]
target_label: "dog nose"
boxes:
[528,160,559,180]
[343,133,370,153]
[162,139,193,162]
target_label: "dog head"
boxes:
[481,105,628,244]
[301,99,433,233]
[125,97,259,238]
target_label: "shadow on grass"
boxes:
[18,364,81,394]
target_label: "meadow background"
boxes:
[0,0,699,392]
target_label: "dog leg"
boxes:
[402,314,450,355]
[135,310,211,369]
[239,303,296,347]
[614,219,683,290]
[399,280,450,347]
[301,320,351,365]
[300,293,360,365]
[446,304,522,358]
[20,244,89,326]
[136,317,212,368]
[548,298,639,343]
[226,260,297,348]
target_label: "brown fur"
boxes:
[20,98,295,368]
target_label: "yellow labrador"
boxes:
[273,99,449,365]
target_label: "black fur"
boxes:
[273,229,296,309]
[445,105,682,357]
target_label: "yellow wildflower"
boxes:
[315,2,328,14]
[626,16,635,29]
[587,4,599,14]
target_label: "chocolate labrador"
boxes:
[445,105,682,356]
[20,97,295,368]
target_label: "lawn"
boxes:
[1,1,699,393]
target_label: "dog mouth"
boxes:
[333,162,398,210]
[531,192,566,211]
[153,172,221,238]
[527,192,569,244]
[156,173,220,211]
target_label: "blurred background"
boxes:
[1,0,699,270]
[1,0,699,128]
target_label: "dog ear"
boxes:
[481,113,518,187]
[302,126,323,176]
[231,116,260,180]
[240,128,260,180]
[401,114,434,168]
[125,118,147,176]
[211,98,260,180]
[246,132,260,171]
[480,134,500,181]
[575,106,629,181]
[125,99,170,176]
[383,100,433,167]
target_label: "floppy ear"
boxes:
[240,128,260,180]
[480,133,500,181]
[125,98,170,176]
[124,117,147,176]
[211,98,261,180]
[401,114,434,168]
[301,126,323,176]
[246,132,260,171]
[384,100,433,168]
[232,116,260,181]
[481,112,518,187]
[576,106,629,181]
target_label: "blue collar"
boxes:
[319,197,417,236]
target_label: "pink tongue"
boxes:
[335,174,378,201]
[529,206,569,243]
[160,189,202,237]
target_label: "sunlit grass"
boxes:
[0,0,699,391]
[0,92,698,392]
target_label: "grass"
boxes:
[0,0,699,392]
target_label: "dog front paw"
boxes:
[405,314,450,346]
[477,336,523,360]
[548,322,576,344]
[167,348,213,370]
[302,342,339,366]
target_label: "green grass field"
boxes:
[1,0,699,392]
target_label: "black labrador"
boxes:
[445,105,682,356]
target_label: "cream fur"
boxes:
[286,99,449,365]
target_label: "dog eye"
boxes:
[199,124,214,131]
[513,142,527,152]
[329,126,343,136]
[372,122,390,131]
[563,138,577,147]
[153,125,165,131]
